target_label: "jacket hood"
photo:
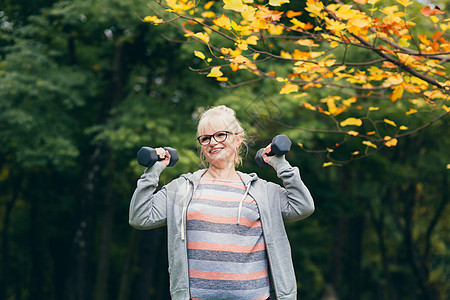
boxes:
[181,168,259,186]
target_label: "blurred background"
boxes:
[0,0,448,300]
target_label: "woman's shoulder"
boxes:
[165,168,207,188]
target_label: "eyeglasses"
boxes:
[197,130,234,146]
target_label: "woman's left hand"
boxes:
[261,143,273,164]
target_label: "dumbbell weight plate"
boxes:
[164,147,179,167]
[270,135,292,155]
[137,147,159,167]
[255,148,269,168]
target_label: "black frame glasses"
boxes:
[197,130,234,146]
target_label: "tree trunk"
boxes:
[65,145,102,300]
[134,228,168,300]
[0,180,18,300]
[94,191,115,300]
[329,216,346,298]
[29,175,44,300]
[348,215,363,300]
[94,36,126,300]
[117,230,141,300]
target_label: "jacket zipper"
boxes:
[249,188,278,299]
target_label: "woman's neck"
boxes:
[205,164,240,181]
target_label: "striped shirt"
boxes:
[186,178,270,300]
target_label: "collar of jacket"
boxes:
[181,168,259,187]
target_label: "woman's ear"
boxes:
[236,134,243,149]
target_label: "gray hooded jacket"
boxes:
[129,156,315,300]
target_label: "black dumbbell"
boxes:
[137,147,179,167]
[255,135,292,167]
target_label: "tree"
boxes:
[142,0,449,164]
[0,0,218,299]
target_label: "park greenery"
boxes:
[0,0,448,300]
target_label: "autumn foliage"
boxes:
[143,0,449,164]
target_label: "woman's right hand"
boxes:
[155,148,171,167]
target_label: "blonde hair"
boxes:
[197,105,247,167]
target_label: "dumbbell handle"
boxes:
[137,147,179,168]
[255,135,291,168]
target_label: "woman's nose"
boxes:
[210,138,219,146]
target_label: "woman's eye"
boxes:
[200,137,210,143]
[216,133,226,138]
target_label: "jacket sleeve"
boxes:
[129,162,168,230]
[268,155,315,221]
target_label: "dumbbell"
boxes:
[255,135,292,168]
[137,147,179,167]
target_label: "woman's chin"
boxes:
[207,152,233,166]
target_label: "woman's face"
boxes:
[198,127,242,168]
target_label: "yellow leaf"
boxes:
[201,11,216,18]
[384,136,398,147]
[405,108,417,115]
[396,0,412,6]
[354,0,367,4]
[326,19,347,33]
[399,126,408,130]
[398,38,410,47]
[269,0,290,6]
[194,51,205,60]
[447,164,450,169]
[343,97,357,106]
[294,93,308,99]
[424,90,445,99]
[389,85,404,102]
[368,0,379,4]
[214,14,232,30]
[421,5,445,17]
[330,41,339,48]
[369,107,379,111]
[194,32,210,43]
[287,10,302,18]
[280,83,299,94]
[143,16,163,24]
[204,1,214,9]
[352,151,360,155]
[268,24,284,35]
[347,131,359,136]
[323,162,334,167]
[363,141,377,148]
[443,105,450,112]
[207,66,223,77]
[246,35,259,45]
[231,55,256,70]
[216,77,228,81]
[340,118,363,127]
[237,41,248,50]
[280,50,292,59]
[334,5,358,20]
[223,0,246,12]
[297,39,318,47]
[253,53,260,60]
[303,102,317,111]
[384,119,397,127]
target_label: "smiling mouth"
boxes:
[210,147,224,154]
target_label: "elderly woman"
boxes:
[129,105,315,300]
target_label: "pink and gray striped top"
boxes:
[186,177,270,300]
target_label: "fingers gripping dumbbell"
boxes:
[255,135,292,168]
[137,147,179,167]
